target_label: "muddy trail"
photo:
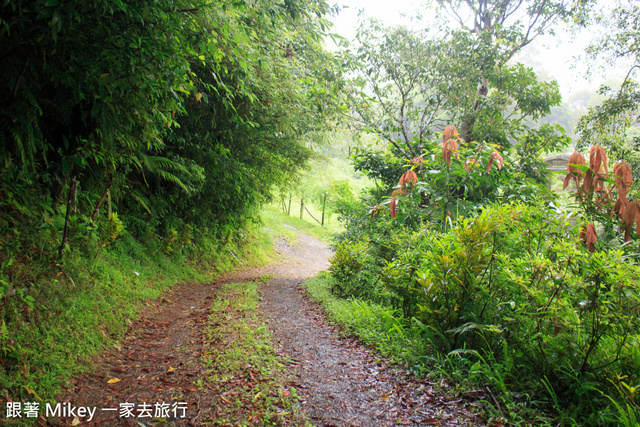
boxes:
[53,228,485,426]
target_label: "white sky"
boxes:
[327,0,629,99]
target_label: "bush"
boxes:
[328,240,381,300]
[330,201,640,424]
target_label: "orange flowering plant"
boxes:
[373,125,552,230]
[565,145,639,250]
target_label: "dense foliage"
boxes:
[331,144,640,423]
[327,0,640,424]
[0,0,340,403]
[0,0,340,249]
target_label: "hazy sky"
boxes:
[328,0,628,99]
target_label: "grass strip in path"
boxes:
[202,276,311,426]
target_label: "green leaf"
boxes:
[570,163,591,173]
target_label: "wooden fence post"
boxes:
[321,193,327,226]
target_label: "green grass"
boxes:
[201,277,311,426]
[260,204,339,244]
[0,221,273,420]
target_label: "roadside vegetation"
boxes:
[317,1,640,425]
[0,217,273,411]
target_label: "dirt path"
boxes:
[53,227,484,426]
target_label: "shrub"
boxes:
[332,200,640,424]
[328,240,381,300]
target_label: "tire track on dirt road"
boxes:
[54,228,483,426]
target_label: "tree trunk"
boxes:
[58,177,77,258]
[300,198,304,219]
[72,181,78,214]
[107,189,112,219]
[460,78,488,144]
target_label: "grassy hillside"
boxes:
[0,222,273,408]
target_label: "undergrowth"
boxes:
[318,198,640,425]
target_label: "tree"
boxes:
[574,0,640,177]
[345,23,447,160]
[0,0,341,255]
[437,0,574,58]
[435,0,574,143]
[343,3,570,194]
[578,0,640,77]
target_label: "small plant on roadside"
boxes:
[162,224,195,255]
[100,212,125,246]
[328,240,381,301]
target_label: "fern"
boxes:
[130,190,152,215]
[129,154,193,193]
